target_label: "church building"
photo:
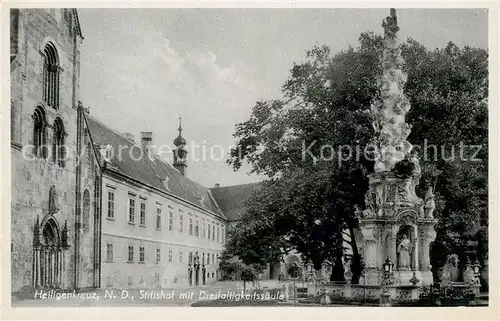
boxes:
[10,8,99,293]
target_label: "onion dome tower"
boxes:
[173,117,188,176]
[355,8,437,287]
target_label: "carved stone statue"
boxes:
[397,234,411,269]
[382,9,400,39]
[439,254,459,283]
[424,186,436,218]
[410,149,421,176]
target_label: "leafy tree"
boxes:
[287,262,302,279]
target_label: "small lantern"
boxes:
[383,257,393,274]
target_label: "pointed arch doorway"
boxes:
[33,216,68,288]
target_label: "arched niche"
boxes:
[393,209,419,271]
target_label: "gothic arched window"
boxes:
[42,43,60,109]
[52,117,65,167]
[33,106,47,158]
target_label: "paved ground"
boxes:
[11,280,291,307]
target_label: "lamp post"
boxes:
[380,257,394,307]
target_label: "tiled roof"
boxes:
[210,182,262,221]
[85,114,226,220]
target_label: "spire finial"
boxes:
[173,117,187,147]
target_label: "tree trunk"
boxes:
[330,223,345,282]
[331,252,345,281]
[349,225,362,284]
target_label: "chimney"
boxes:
[214,183,220,188]
[123,133,135,143]
[141,131,153,153]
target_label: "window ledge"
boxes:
[156,228,162,231]
[105,260,114,263]
[138,261,145,264]
[128,222,135,226]
[106,217,115,221]
[139,224,146,228]
[11,142,22,150]
[127,261,134,263]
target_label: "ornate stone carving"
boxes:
[426,230,436,241]
[372,226,386,241]
[424,186,436,218]
[397,234,412,269]
[369,9,420,174]
[439,254,459,283]
[344,258,353,284]
[386,184,397,202]
[396,211,417,226]
[356,9,438,287]
[382,9,400,39]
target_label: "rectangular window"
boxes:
[127,276,133,285]
[217,225,220,242]
[178,251,183,264]
[168,212,173,231]
[128,245,134,262]
[212,224,215,240]
[179,215,184,232]
[128,198,135,223]
[156,248,161,263]
[202,222,206,238]
[139,246,145,263]
[189,218,193,235]
[195,220,199,237]
[202,253,205,265]
[207,224,211,240]
[140,202,146,226]
[212,253,215,265]
[168,249,173,263]
[207,253,210,265]
[106,277,112,287]
[222,227,225,244]
[106,243,113,262]
[107,191,115,219]
[156,207,162,229]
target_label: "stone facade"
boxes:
[10,9,98,293]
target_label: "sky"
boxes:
[77,8,488,188]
